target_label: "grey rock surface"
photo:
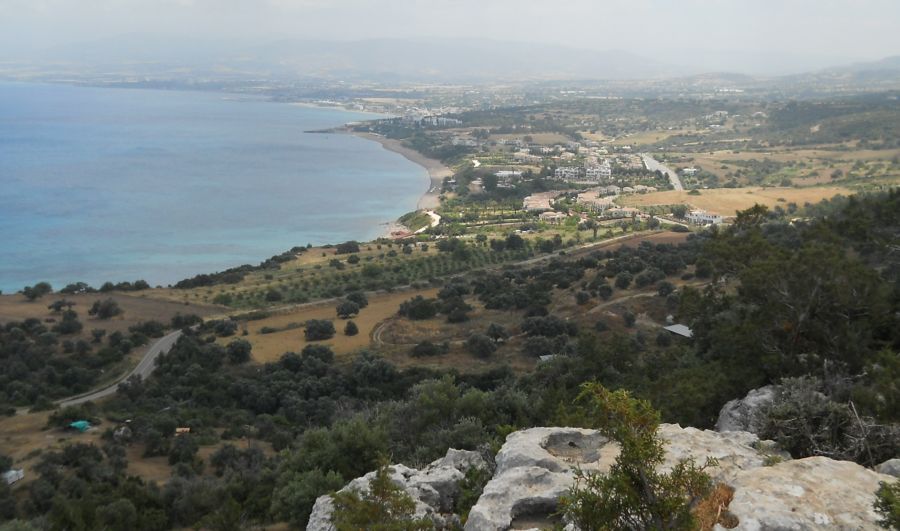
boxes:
[715,385,777,434]
[875,457,900,478]
[723,456,893,530]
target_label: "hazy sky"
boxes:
[2,0,898,72]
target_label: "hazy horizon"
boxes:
[2,0,900,77]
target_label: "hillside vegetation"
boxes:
[0,190,897,529]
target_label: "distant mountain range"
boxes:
[11,36,680,81]
[4,35,899,85]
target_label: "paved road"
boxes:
[57,329,183,408]
[641,153,684,191]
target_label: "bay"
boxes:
[0,82,427,292]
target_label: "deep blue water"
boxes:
[0,82,428,292]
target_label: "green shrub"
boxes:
[561,383,716,530]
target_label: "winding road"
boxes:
[57,329,183,408]
[641,153,684,191]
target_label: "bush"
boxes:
[874,481,900,529]
[466,334,497,358]
[411,341,447,358]
[522,315,577,337]
[398,296,438,320]
[171,313,203,329]
[597,284,613,300]
[336,300,361,319]
[486,323,508,343]
[760,377,900,466]
[344,321,359,336]
[330,463,432,529]
[656,331,672,347]
[615,272,633,290]
[265,289,284,302]
[22,282,53,301]
[226,339,252,364]
[88,298,123,319]
[346,291,369,308]
[560,383,716,530]
[576,291,591,305]
[335,241,361,254]
[657,281,675,297]
[304,320,336,341]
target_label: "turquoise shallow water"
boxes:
[0,82,428,292]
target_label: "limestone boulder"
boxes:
[658,424,788,484]
[715,385,777,434]
[306,449,486,530]
[875,457,900,478]
[722,456,893,530]
[465,428,618,531]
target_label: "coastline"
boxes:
[349,131,451,211]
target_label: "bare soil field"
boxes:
[618,186,852,215]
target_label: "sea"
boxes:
[0,82,429,292]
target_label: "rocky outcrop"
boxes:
[307,426,892,531]
[464,424,786,530]
[306,449,487,531]
[715,385,777,434]
[464,428,618,531]
[724,456,893,530]
[876,457,900,478]
[657,424,788,484]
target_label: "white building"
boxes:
[422,116,462,127]
[584,160,612,181]
[682,167,699,177]
[540,211,567,224]
[686,210,724,225]
[554,166,582,180]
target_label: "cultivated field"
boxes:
[618,186,852,215]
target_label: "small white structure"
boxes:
[540,211,567,224]
[3,469,24,485]
[686,209,724,226]
[663,324,694,338]
[682,167,699,176]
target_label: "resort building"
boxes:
[553,166,582,180]
[686,210,724,225]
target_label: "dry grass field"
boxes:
[0,411,105,487]
[230,288,439,363]
[0,291,224,337]
[618,186,852,216]
[0,410,275,487]
[610,128,696,146]
[491,132,571,145]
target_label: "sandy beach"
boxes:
[351,131,452,210]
